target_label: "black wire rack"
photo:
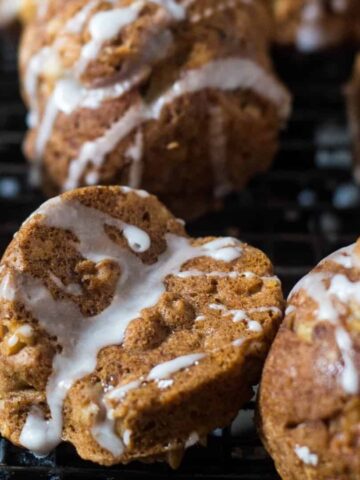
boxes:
[0,31,359,479]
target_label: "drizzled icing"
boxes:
[147,353,205,380]
[76,1,145,75]
[63,57,290,190]
[24,0,187,148]
[294,445,318,466]
[66,0,100,33]
[24,0,289,192]
[289,243,360,394]
[175,269,279,283]
[209,303,281,332]
[0,192,253,456]
[100,357,185,446]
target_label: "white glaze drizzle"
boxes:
[25,0,186,165]
[0,272,16,301]
[156,378,174,389]
[200,237,243,262]
[232,338,245,347]
[176,270,243,279]
[24,0,289,192]
[147,353,205,380]
[97,334,251,449]
[25,0,101,128]
[327,244,355,269]
[289,243,359,394]
[122,224,151,252]
[92,396,124,456]
[106,379,142,401]
[209,303,281,332]
[294,445,318,466]
[0,195,247,456]
[16,324,34,338]
[122,429,132,446]
[120,185,149,198]
[66,0,100,33]
[175,269,279,284]
[54,65,151,115]
[185,432,200,448]
[80,0,190,73]
[63,57,290,190]
[25,47,56,129]
[24,1,102,183]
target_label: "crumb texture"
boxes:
[0,186,284,466]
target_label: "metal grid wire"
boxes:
[0,32,358,478]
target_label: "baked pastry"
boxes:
[19,0,291,219]
[0,185,284,466]
[258,240,360,479]
[274,0,360,51]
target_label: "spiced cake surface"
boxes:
[0,185,284,466]
[20,0,291,219]
[258,240,360,479]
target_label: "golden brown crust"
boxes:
[258,239,360,480]
[0,186,284,466]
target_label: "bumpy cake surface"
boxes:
[19,0,290,219]
[0,186,283,466]
[258,239,360,480]
[0,0,23,26]
[274,0,360,51]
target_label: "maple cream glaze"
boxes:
[0,186,283,465]
[20,0,291,219]
[259,240,360,480]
